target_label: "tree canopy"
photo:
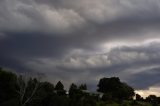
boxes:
[55,81,64,91]
[97,77,135,100]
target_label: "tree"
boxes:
[69,84,77,94]
[16,74,41,106]
[97,77,135,101]
[116,82,135,100]
[40,82,54,93]
[136,94,143,101]
[79,84,87,90]
[0,68,18,105]
[97,77,121,93]
[55,81,66,96]
[69,83,78,98]
[55,81,64,90]
[146,95,158,105]
[31,81,55,106]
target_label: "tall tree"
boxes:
[97,77,135,100]
[97,77,121,93]
[55,81,66,96]
[16,74,41,106]
[136,94,143,101]
[0,68,17,104]
[55,81,64,90]
[79,84,87,90]
[146,95,158,105]
[32,81,55,106]
[69,83,78,98]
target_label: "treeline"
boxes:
[0,67,159,106]
[135,94,160,106]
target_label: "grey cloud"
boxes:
[1,0,160,35]
[21,41,160,90]
[128,67,160,90]
[1,0,160,91]
[56,0,160,25]
[0,0,86,34]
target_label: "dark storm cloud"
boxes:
[0,33,69,57]
[128,67,160,90]
[1,0,160,35]
[44,41,160,89]
[1,0,160,90]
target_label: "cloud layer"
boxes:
[1,0,160,91]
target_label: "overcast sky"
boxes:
[1,0,160,96]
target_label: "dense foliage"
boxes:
[0,68,160,106]
[97,77,135,101]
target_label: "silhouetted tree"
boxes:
[55,81,64,90]
[16,74,41,106]
[29,81,55,106]
[97,77,135,101]
[136,94,143,101]
[55,81,66,96]
[79,84,87,90]
[0,68,18,105]
[97,77,121,93]
[69,83,78,98]
[146,95,158,106]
